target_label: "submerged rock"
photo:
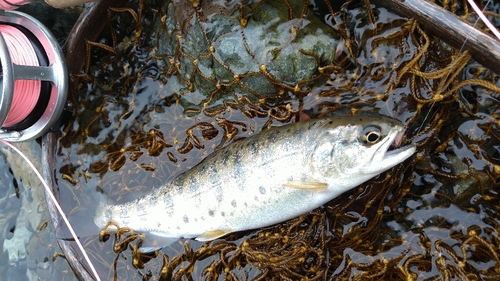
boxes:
[152,0,339,115]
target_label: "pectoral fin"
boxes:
[196,229,232,241]
[283,180,328,192]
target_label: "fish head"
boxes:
[310,116,416,187]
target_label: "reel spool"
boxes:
[0,0,33,10]
[0,10,67,142]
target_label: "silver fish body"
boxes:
[95,116,415,247]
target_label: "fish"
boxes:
[94,116,416,251]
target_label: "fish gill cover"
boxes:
[51,0,500,280]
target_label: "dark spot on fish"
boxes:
[208,210,215,217]
[221,212,226,217]
[188,176,199,193]
[231,200,237,207]
[221,150,230,165]
[163,194,174,208]
[140,201,155,216]
[209,165,221,186]
[247,140,258,155]
[291,128,304,141]
[267,130,279,142]
[157,222,161,228]
[183,215,189,223]
[233,150,246,190]
[286,128,291,133]
[232,144,241,152]
[308,121,317,130]
[120,213,130,225]
[216,189,224,202]
[244,202,248,207]
[176,226,180,230]
[199,163,207,174]
[234,150,242,164]
[172,178,184,194]
[254,195,259,202]
[201,216,205,221]
[259,186,266,195]
[328,120,333,124]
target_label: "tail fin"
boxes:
[54,189,106,240]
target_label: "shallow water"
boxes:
[2,0,500,280]
[0,141,78,280]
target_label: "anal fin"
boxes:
[137,231,179,253]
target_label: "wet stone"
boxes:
[152,0,339,115]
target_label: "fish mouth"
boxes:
[384,143,415,162]
[385,131,411,157]
[364,130,416,175]
[382,131,415,164]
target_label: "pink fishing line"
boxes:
[0,24,41,127]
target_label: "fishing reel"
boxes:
[0,9,67,142]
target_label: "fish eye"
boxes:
[361,126,382,145]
